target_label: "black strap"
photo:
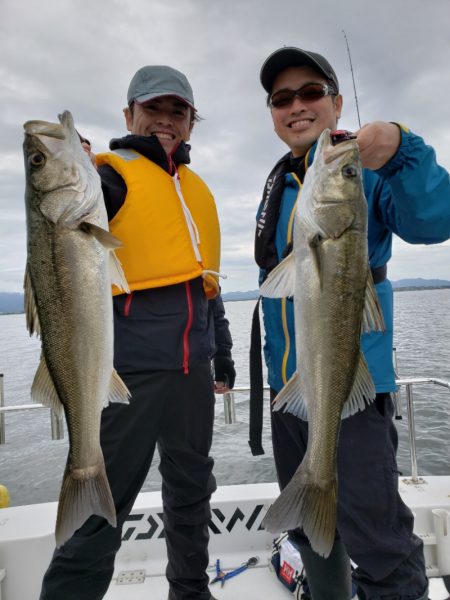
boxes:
[248,298,265,456]
[371,264,387,284]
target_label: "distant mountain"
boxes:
[221,290,259,302]
[391,278,450,290]
[222,278,450,301]
[1,278,449,313]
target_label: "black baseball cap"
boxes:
[260,47,339,94]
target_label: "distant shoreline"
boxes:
[393,285,450,292]
[1,285,450,314]
[222,285,450,302]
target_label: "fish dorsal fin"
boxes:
[259,252,295,298]
[31,354,64,418]
[341,352,376,419]
[271,371,308,421]
[362,270,385,334]
[104,369,131,407]
[24,263,40,336]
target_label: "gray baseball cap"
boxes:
[260,47,339,94]
[127,65,195,108]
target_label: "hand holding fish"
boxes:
[356,121,401,170]
[80,138,97,169]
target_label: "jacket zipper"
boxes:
[124,292,133,316]
[182,281,193,374]
[281,170,303,384]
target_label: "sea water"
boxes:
[0,289,449,506]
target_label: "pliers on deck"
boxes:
[211,556,259,587]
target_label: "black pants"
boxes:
[271,391,428,600]
[40,363,216,600]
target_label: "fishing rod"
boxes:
[342,30,362,129]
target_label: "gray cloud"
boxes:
[2,0,450,294]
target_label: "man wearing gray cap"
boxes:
[39,65,234,600]
[252,47,450,599]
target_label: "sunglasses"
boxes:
[269,83,337,109]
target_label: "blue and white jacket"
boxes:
[256,127,450,394]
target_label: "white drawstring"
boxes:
[202,270,227,280]
[172,173,202,262]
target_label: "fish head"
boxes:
[23,111,104,227]
[300,129,366,240]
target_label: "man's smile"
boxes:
[288,118,314,130]
[151,131,176,140]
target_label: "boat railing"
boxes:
[220,377,450,484]
[0,373,64,444]
[1,373,449,483]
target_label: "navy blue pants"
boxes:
[39,363,216,600]
[271,392,428,600]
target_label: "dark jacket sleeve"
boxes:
[208,295,236,388]
[98,164,127,221]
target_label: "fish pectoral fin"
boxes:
[31,354,64,418]
[105,369,131,407]
[341,352,376,419]
[80,221,123,249]
[24,263,41,336]
[109,252,130,294]
[361,270,385,333]
[272,371,308,421]
[260,253,295,298]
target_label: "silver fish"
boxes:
[260,129,385,557]
[23,110,130,547]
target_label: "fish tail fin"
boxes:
[55,459,116,547]
[262,466,337,558]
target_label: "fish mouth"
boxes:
[323,140,359,165]
[23,111,75,140]
[320,130,359,165]
[23,121,65,140]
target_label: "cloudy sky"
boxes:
[2,0,450,294]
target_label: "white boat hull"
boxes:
[1,478,450,599]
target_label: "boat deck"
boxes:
[106,567,294,600]
[1,481,450,600]
[103,566,450,600]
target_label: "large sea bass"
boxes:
[23,111,130,547]
[260,129,385,557]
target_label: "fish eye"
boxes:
[342,164,358,178]
[29,152,46,168]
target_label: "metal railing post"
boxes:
[405,383,419,482]
[392,348,403,420]
[0,374,5,445]
[223,391,236,424]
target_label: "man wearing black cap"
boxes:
[39,65,235,600]
[255,47,450,600]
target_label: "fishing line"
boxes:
[342,30,361,129]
